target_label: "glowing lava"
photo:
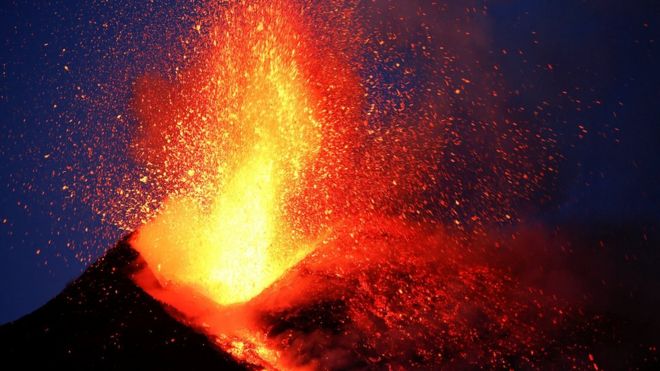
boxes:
[124,0,564,369]
[131,1,356,306]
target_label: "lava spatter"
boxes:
[130,0,364,306]
[124,0,564,368]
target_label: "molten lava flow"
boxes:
[130,1,357,306]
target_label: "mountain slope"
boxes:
[0,236,246,370]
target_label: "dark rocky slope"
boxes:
[0,237,246,370]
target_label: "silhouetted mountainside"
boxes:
[1,223,658,369]
[0,237,246,370]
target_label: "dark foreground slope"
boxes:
[1,223,658,370]
[0,237,246,370]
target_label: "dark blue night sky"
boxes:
[1,0,658,324]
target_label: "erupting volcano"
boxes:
[2,0,658,369]
[123,1,572,368]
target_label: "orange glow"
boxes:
[130,1,358,306]
[123,0,560,368]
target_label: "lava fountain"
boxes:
[131,0,361,307]
[126,0,571,369]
